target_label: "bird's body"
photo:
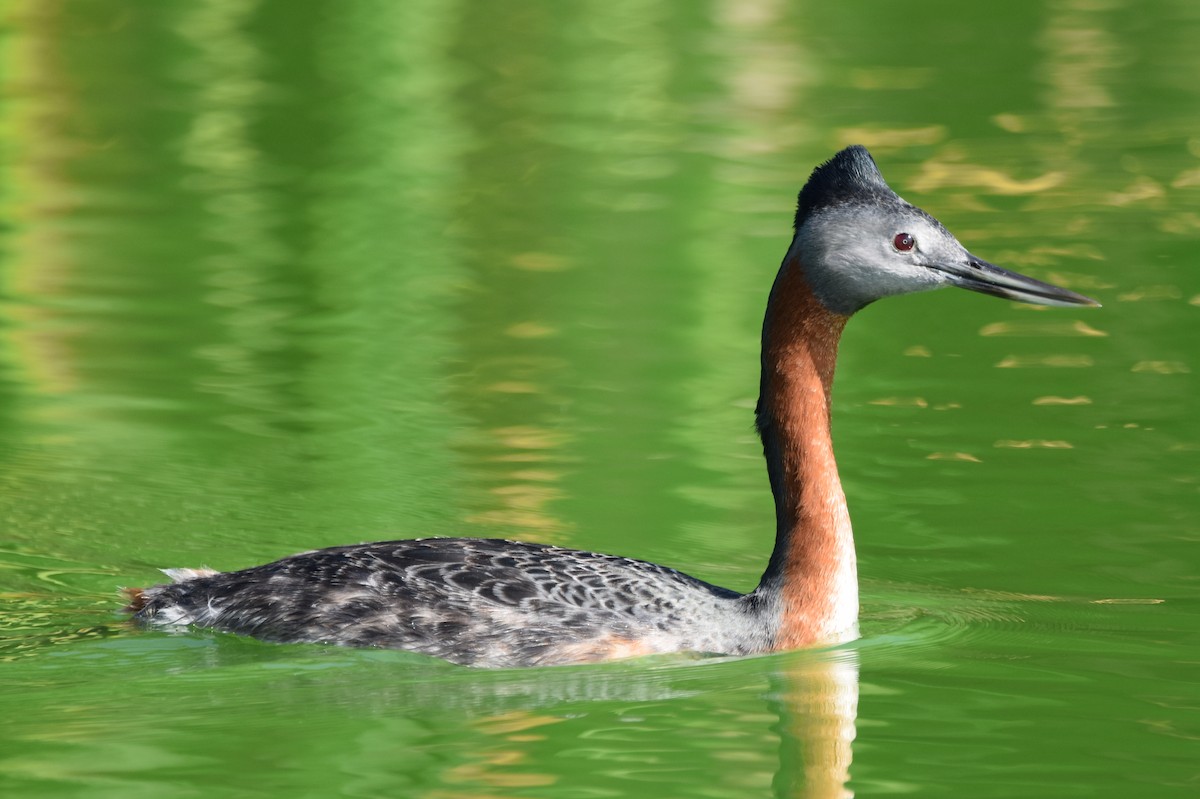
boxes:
[130,539,761,667]
[125,146,1097,667]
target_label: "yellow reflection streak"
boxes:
[771,653,859,799]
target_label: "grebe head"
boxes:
[789,145,1100,314]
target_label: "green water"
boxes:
[1,0,1197,796]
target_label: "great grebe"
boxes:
[124,146,1098,667]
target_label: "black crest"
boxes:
[794,145,896,229]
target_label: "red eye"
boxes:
[893,233,915,252]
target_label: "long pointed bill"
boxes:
[940,255,1100,308]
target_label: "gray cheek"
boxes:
[807,263,881,315]
[787,230,868,314]
[791,215,952,314]
[862,268,930,299]
[805,250,949,314]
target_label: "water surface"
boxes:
[1,1,1197,797]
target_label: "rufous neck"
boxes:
[754,251,858,647]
